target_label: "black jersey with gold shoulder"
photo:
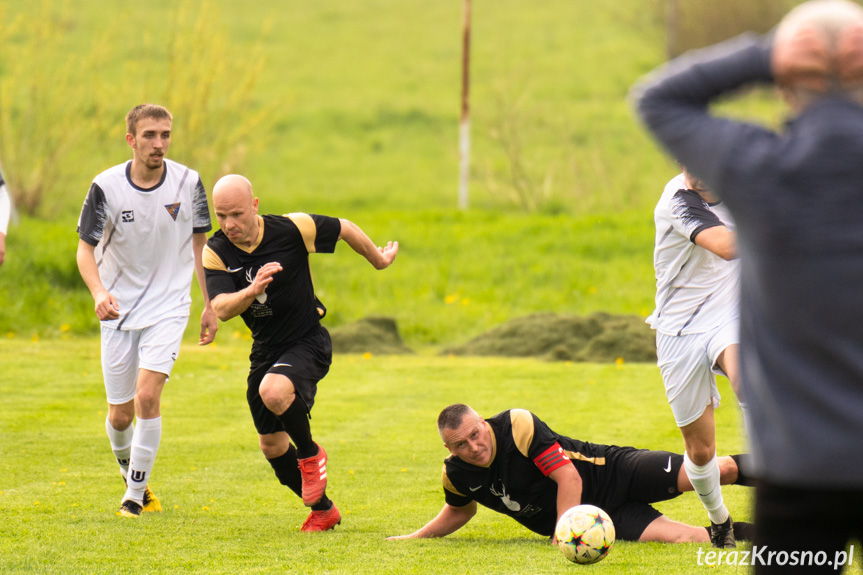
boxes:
[204,213,340,354]
[442,409,610,537]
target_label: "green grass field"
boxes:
[0,337,777,575]
[4,2,857,573]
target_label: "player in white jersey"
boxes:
[76,104,218,518]
[647,168,743,548]
[0,167,10,267]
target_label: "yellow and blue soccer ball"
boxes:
[555,504,615,564]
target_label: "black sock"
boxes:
[731,454,754,486]
[276,399,316,458]
[311,495,332,512]
[266,444,302,498]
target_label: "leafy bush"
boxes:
[0,0,275,218]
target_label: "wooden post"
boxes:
[458,0,471,210]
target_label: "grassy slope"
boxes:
[0,0,678,346]
[0,338,769,575]
[0,209,658,347]
[0,1,789,346]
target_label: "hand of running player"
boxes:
[94,290,120,321]
[199,305,218,346]
[247,262,282,298]
[377,241,398,269]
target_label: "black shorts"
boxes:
[246,325,332,436]
[584,446,684,541]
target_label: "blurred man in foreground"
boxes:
[635,1,863,570]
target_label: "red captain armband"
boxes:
[533,443,570,476]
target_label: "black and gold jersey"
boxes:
[204,213,340,355]
[442,409,610,537]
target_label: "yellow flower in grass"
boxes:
[444,293,459,304]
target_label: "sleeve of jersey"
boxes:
[670,189,725,242]
[77,182,107,246]
[310,214,341,253]
[202,243,235,301]
[517,412,570,476]
[192,177,212,234]
[442,464,472,507]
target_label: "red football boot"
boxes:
[301,504,341,532]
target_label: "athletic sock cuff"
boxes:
[683,451,718,475]
[135,416,162,430]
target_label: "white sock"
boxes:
[105,417,134,480]
[683,451,729,524]
[123,416,161,505]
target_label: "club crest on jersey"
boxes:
[164,202,181,221]
[246,268,268,304]
[122,210,135,223]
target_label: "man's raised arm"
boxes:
[338,218,398,270]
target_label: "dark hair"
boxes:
[438,403,475,432]
[126,103,172,136]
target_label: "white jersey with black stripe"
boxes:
[647,173,739,336]
[77,159,212,330]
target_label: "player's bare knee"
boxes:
[261,390,292,415]
[260,378,295,414]
[135,389,161,416]
[108,409,134,431]
[718,456,737,483]
[686,444,715,466]
[260,386,295,416]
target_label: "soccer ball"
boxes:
[555,504,615,564]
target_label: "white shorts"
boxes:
[656,320,739,427]
[100,316,188,405]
